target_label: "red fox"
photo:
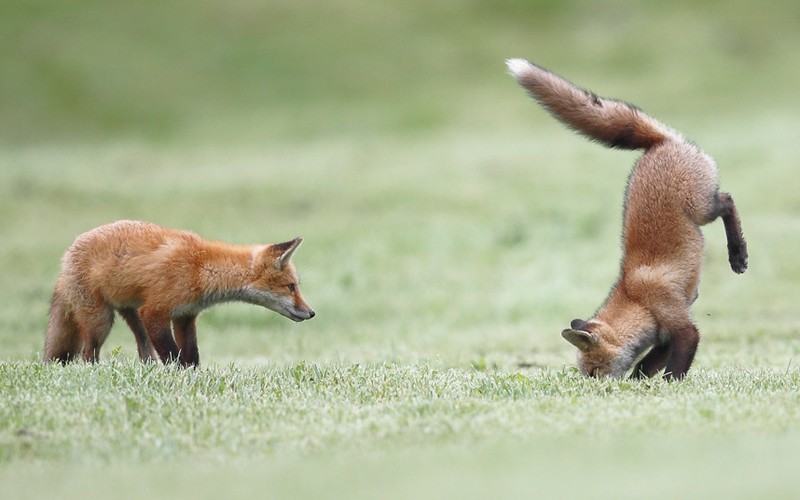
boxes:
[44,220,315,367]
[507,59,748,380]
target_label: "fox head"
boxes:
[248,237,315,322]
[562,318,630,378]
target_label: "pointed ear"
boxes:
[570,318,588,330]
[271,237,303,270]
[562,329,598,351]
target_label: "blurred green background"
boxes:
[2,0,797,363]
[2,0,800,498]
[3,0,798,144]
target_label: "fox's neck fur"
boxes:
[195,242,260,292]
[172,243,276,316]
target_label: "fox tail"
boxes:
[506,58,681,150]
[44,288,79,363]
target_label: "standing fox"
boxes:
[507,59,748,379]
[44,220,315,367]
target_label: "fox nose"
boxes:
[307,310,315,319]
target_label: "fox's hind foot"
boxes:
[728,243,748,274]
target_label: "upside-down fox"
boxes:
[44,220,315,367]
[507,58,748,380]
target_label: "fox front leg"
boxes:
[662,322,700,380]
[119,308,158,362]
[630,342,671,379]
[139,308,181,365]
[172,316,199,367]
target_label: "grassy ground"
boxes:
[2,1,800,498]
[3,361,800,499]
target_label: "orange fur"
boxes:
[508,59,748,380]
[44,220,314,366]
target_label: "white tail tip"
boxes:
[505,58,532,78]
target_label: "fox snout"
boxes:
[286,297,315,322]
[292,307,315,322]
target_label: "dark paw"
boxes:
[729,246,748,274]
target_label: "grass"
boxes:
[5,360,800,460]
[2,0,800,498]
[3,360,800,498]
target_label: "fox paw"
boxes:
[729,246,748,274]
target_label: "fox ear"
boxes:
[562,328,597,351]
[271,237,303,270]
[570,318,588,330]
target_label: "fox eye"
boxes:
[287,283,297,293]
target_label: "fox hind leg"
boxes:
[715,192,748,274]
[74,303,115,363]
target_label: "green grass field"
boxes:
[2,1,800,498]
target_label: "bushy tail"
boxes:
[506,59,680,150]
[44,288,79,363]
